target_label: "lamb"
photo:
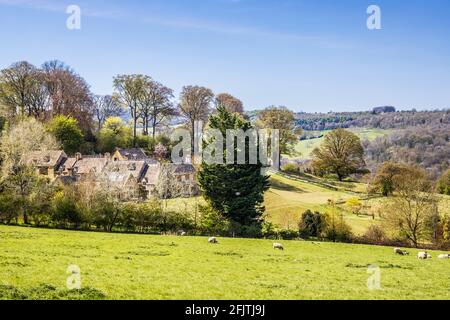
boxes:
[208,237,218,244]
[394,248,409,256]
[418,252,432,260]
[438,254,450,259]
[273,243,284,250]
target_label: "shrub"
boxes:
[362,225,386,244]
[437,169,450,195]
[262,221,279,239]
[282,163,300,175]
[298,210,324,238]
[51,190,85,228]
[279,229,298,240]
[322,211,353,242]
[198,204,230,236]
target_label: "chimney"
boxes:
[75,152,82,161]
[104,152,111,160]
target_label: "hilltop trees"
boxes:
[256,106,300,168]
[178,86,214,154]
[198,107,270,235]
[215,93,244,115]
[0,60,95,132]
[140,79,176,138]
[93,95,123,132]
[41,60,94,131]
[311,128,365,181]
[113,74,149,146]
[0,61,40,118]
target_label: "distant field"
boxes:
[1,225,450,300]
[294,128,393,159]
[265,174,379,234]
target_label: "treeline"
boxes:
[364,126,450,179]
[295,110,449,131]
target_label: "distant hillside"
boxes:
[294,109,449,131]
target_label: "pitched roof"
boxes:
[103,160,147,181]
[142,164,161,185]
[27,150,67,167]
[117,148,150,161]
[165,163,196,175]
[74,157,108,175]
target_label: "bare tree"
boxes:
[140,79,176,137]
[42,60,94,131]
[215,93,244,114]
[113,74,148,146]
[178,85,214,154]
[93,95,124,131]
[383,165,438,247]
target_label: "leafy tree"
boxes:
[256,106,300,168]
[0,118,59,224]
[215,93,244,114]
[42,60,94,131]
[139,79,175,137]
[178,85,214,154]
[198,106,270,232]
[0,61,39,117]
[383,165,438,247]
[93,95,123,132]
[47,115,84,155]
[113,74,148,146]
[97,117,132,153]
[311,128,365,181]
[345,198,363,216]
[372,162,420,196]
[437,169,450,195]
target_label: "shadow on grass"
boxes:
[270,179,305,193]
[0,284,107,300]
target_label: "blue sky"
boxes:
[0,0,449,112]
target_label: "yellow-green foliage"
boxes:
[1,225,450,300]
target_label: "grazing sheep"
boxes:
[208,237,218,244]
[273,243,284,250]
[394,248,409,256]
[418,252,432,260]
[438,254,450,259]
[180,232,187,236]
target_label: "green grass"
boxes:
[265,174,380,234]
[294,128,393,159]
[1,225,450,300]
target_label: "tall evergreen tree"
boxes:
[198,107,270,231]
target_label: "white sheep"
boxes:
[394,248,409,255]
[418,252,432,260]
[208,237,218,244]
[180,232,187,236]
[273,243,284,250]
[438,254,450,259]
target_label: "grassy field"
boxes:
[265,174,379,234]
[294,128,393,159]
[1,225,450,300]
